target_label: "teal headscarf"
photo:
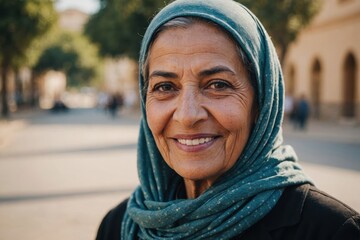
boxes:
[122,0,312,239]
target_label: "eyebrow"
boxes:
[148,65,236,80]
[198,65,236,78]
[149,70,178,79]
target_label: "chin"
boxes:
[174,165,221,182]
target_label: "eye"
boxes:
[153,82,176,92]
[207,80,231,90]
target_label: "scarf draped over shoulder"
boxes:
[122,0,312,239]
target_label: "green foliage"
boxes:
[34,31,103,88]
[24,24,60,69]
[237,0,321,63]
[85,0,171,59]
[0,0,57,65]
[35,46,77,72]
[84,0,319,63]
[0,0,56,117]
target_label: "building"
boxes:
[58,9,90,32]
[284,0,360,122]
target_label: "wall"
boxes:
[284,0,360,121]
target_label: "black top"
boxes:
[96,184,360,239]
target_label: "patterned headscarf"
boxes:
[122,0,312,239]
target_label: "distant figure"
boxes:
[294,94,310,130]
[108,93,124,118]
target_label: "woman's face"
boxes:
[146,22,256,183]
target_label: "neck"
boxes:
[184,178,214,199]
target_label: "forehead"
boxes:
[147,22,239,67]
[151,21,236,53]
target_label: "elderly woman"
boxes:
[96,0,360,239]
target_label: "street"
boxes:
[283,121,360,211]
[0,108,359,240]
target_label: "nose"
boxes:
[173,86,208,127]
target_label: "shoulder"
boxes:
[305,185,356,218]
[302,185,360,238]
[96,198,129,240]
[240,184,360,240]
[267,184,360,239]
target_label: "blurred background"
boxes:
[0,0,359,239]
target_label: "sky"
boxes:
[55,0,100,14]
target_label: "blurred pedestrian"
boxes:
[294,94,310,130]
[108,94,118,118]
[108,93,124,118]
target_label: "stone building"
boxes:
[58,9,90,32]
[284,0,360,122]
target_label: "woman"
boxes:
[97,0,360,239]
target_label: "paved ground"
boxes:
[0,109,359,240]
[0,108,140,240]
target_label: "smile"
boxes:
[177,137,214,146]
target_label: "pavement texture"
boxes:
[0,109,359,240]
[0,108,140,240]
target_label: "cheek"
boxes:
[146,98,174,141]
[212,99,254,148]
[213,102,253,130]
[146,99,175,167]
[222,105,254,168]
[146,106,159,135]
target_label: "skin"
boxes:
[145,22,256,199]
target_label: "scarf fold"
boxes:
[122,0,312,239]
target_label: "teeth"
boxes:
[178,137,213,146]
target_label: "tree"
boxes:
[85,0,171,59]
[85,0,319,65]
[34,31,102,88]
[238,0,320,65]
[0,0,56,118]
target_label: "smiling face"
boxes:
[145,21,256,191]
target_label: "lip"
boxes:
[171,134,219,152]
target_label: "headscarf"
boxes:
[122,0,312,239]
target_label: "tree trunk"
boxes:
[30,70,39,107]
[1,60,10,118]
[15,68,24,107]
